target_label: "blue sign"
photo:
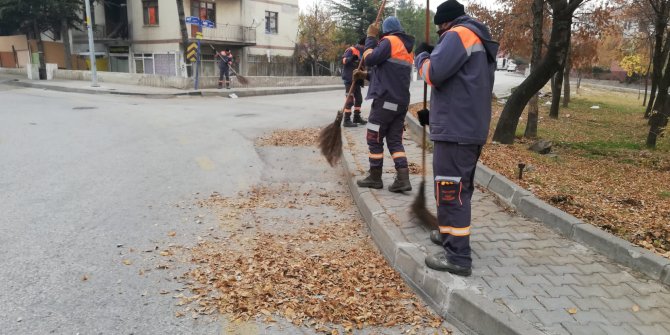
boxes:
[185,16,201,25]
[202,20,215,28]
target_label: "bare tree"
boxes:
[493,0,586,144]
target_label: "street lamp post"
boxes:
[84,0,99,87]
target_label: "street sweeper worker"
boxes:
[354,16,415,193]
[218,49,233,89]
[341,38,367,127]
[414,0,498,276]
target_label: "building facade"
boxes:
[69,0,299,77]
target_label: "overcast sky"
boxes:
[297,0,499,13]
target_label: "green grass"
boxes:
[564,141,644,157]
[660,191,670,199]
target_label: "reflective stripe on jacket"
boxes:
[363,33,415,106]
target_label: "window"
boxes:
[143,1,159,26]
[134,53,154,74]
[192,1,216,23]
[265,11,278,34]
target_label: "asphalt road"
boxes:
[0,72,523,334]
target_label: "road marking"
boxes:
[196,156,215,171]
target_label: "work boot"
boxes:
[343,114,357,128]
[425,252,472,277]
[353,112,367,125]
[357,168,383,189]
[388,168,412,193]
[430,230,443,246]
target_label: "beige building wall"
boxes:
[128,0,182,45]
[0,35,29,52]
[246,0,298,57]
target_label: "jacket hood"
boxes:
[450,15,499,63]
[382,16,404,34]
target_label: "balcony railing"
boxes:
[188,24,256,44]
[72,24,130,42]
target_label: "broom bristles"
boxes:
[318,119,343,167]
[411,181,439,230]
[235,74,249,85]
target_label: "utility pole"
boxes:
[84,0,99,87]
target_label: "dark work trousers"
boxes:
[344,81,363,112]
[218,68,230,87]
[433,141,482,268]
[365,99,408,170]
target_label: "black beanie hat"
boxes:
[434,0,465,25]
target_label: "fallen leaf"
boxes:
[81,274,88,281]
[168,231,177,237]
[567,308,578,315]
[122,259,132,266]
[632,305,640,312]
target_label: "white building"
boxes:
[69,0,299,76]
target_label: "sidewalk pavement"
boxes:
[0,74,341,98]
[341,121,670,335]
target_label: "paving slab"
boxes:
[341,123,670,335]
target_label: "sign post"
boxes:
[84,0,99,87]
[185,16,215,90]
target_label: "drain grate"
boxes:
[72,107,98,110]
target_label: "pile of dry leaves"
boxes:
[178,183,445,333]
[184,224,442,332]
[256,128,321,147]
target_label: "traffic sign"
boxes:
[187,43,198,62]
[195,32,203,40]
[202,20,215,28]
[185,16,201,26]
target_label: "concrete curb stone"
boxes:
[516,196,583,238]
[340,133,544,335]
[404,113,670,287]
[572,224,670,282]
[474,163,496,188]
[3,78,341,98]
[662,266,670,285]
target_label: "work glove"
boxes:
[415,42,434,55]
[367,23,380,37]
[417,109,429,126]
[353,69,368,82]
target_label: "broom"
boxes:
[210,44,250,85]
[411,0,438,230]
[318,0,387,167]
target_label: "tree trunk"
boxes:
[562,42,571,107]
[577,70,582,92]
[647,90,669,148]
[646,5,669,118]
[524,0,544,139]
[61,19,72,70]
[176,0,191,77]
[524,95,539,138]
[646,75,658,118]
[647,28,670,148]
[492,0,577,144]
[643,72,649,107]
[33,21,46,78]
[550,68,564,118]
